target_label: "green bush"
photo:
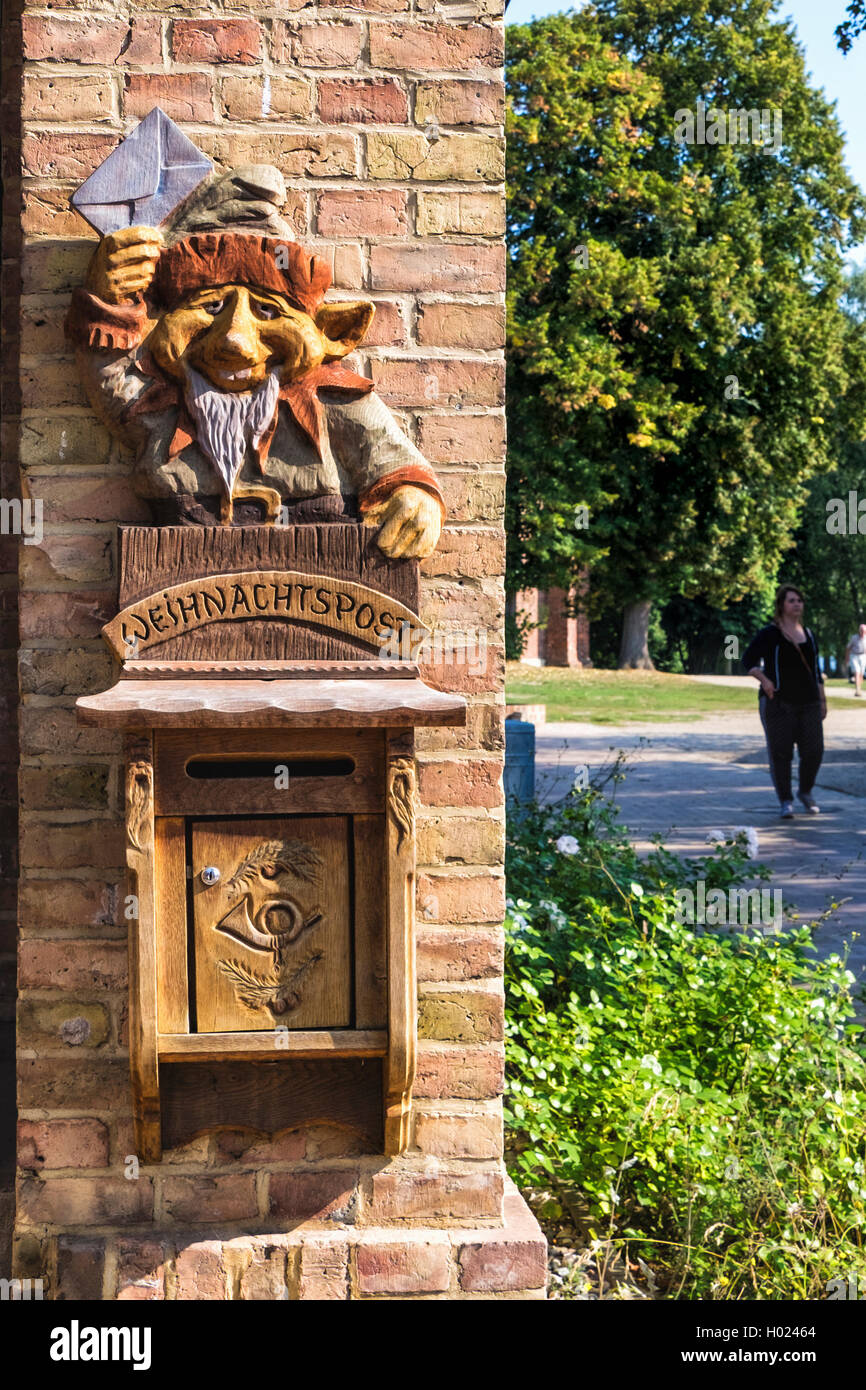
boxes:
[505,770,866,1298]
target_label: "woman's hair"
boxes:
[773,584,804,622]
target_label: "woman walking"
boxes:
[742,585,827,819]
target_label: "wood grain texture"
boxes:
[158,1030,387,1061]
[122,660,420,680]
[154,817,189,1035]
[191,817,352,1033]
[153,727,385,817]
[117,524,420,662]
[125,732,161,1164]
[352,815,387,1030]
[104,570,427,660]
[383,733,417,1157]
[161,1059,383,1153]
[77,676,467,729]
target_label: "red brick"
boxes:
[22,131,117,181]
[20,764,111,811]
[56,1239,104,1300]
[20,302,69,356]
[125,73,214,123]
[19,877,122,929]
[220,75,312,121]
[20,703,122,758]
[22,15,161,65]
[417,412,505,464]
[19,591,115,642]
[417,757,502,809]
[199,129,358,180]
[417,982,504,1041]
[414,1044,504,1100]
[369,1168,503,1222]
[21,364,88,410]
[416,927,503,981]
[317,189,408,238]
[372,359,503,408]
[174,1242,227,1300]
[414,1110,501,1159]
[240,1248,289,1301]
[298,1237,348,1300]
[415,79,504,126]
[356,1235,450,1294]
[17,1175,153,1226]
[116,1240,167,1301]
[417,301,504,350]
[268,1170,358,1222]
[420,526,505,580]
[23,472,149,525]
[172,18,262,64]
[19,938,127,991]
[437,471,505,525]
[318,78,408,124]
[371,244,504,294]
[18,1119,109,1171]
[273,21,363,67]
[365,300,407,347]
[458,1191,547,1291]
[19,646,115,695]
[213,1128,306,1165]
[18,1057,129,1111]
[416,871,504,925]
[22,188,93,240]
[22,74,116,123]
[161,1175,258,1224]
[369,22,503,71]
[21,242,92,293]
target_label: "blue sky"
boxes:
[505,1,866,261]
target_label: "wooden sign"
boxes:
[102,570,428,659]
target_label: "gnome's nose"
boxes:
[218,290,259,361]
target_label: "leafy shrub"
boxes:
[505,770,866,1298]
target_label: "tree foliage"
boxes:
[836,1,866,53]
[506,2,865,662]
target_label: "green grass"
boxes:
[506,664,856,724]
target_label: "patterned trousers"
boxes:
[759,696,824,803]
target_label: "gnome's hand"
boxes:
[86,226,163,305]
[364,486,442,560]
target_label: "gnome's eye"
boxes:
[255,301,280,320]
[201,299,225,316]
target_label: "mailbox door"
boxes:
[190,816,352,1033]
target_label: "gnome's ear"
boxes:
[315,301,375,358]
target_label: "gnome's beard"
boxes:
[183,366,281,498]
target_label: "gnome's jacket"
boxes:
[66,233,444,525]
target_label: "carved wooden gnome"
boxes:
[66,109,444,556]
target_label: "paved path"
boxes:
[534,706,866,992]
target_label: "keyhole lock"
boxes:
[200,866,221,886]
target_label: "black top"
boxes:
[742,624,823,704]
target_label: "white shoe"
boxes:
[798,793,820,814]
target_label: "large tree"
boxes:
[506,2,865,666]
[782,267,866,664]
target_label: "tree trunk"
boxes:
[618,599,654,669]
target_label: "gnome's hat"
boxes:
[153,233,332,317]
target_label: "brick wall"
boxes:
[12,0,521,1297]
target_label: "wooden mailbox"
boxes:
[77,525,465,1162]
